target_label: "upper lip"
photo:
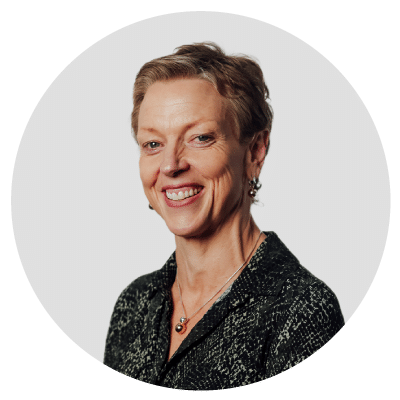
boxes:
[161,183,203,192]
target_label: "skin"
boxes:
[137,78,269,360]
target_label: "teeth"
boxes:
[166,188,201,201]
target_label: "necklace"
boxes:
[175,230,263,334]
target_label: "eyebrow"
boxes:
[138,119,217,136]
[138,127,159,134]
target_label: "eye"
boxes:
[193,135,213,144]
[141,140,163,154]
[143,141,161,149]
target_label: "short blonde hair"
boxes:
[132,42,273,149]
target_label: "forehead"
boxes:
[138,79,229,132]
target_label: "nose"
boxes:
[160,144,189,177]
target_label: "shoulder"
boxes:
[253,232,344,342]
[281,263,341,308]
[281,267,344,327]
[257,234,344,375]
[268,271,344,370]
[258,259,344,338]
[104,269,161,368]
[267,249,344,328]
[104,261,172,365]
[256,232,343,315]
[109,251,176,318]
[112,269,163,314]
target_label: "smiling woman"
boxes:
[103,43,344,389]
[137,78,258,237]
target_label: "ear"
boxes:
[245,130,270,178]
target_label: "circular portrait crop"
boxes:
[11,12,390,390]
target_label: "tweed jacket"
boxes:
[104,232,344,390]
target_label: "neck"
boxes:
[174,214,263,299]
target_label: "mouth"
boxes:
[165,187,202,201]
[162,185,204,207]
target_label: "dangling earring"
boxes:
[248,177,262,198]
[149,204,154,210]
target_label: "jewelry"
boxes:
[175,230,263,334]
[149,204,154,210]
[248,176,262,198]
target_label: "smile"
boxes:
[166,187,201,201]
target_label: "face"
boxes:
[137,78,253,238]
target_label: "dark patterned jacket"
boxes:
[104,232,344,390]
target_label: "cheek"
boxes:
[196,150,245,194]
[139,158,156,191]
[194,152,230,179]
[138,159,147,187]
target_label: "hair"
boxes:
[131,42,273,149]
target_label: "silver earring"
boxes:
[149,204,154,210]
[248,177,262,198]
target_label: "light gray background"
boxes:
[12,12,389,362]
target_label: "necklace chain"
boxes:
[175,231,263,333]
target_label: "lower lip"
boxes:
[164,189,203,208]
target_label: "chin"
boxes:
[165,213,231,240]
[157,193,213,238]
[164,219,205,238]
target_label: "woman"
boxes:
[104,42,344,389]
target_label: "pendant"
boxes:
[175,317,187,334]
